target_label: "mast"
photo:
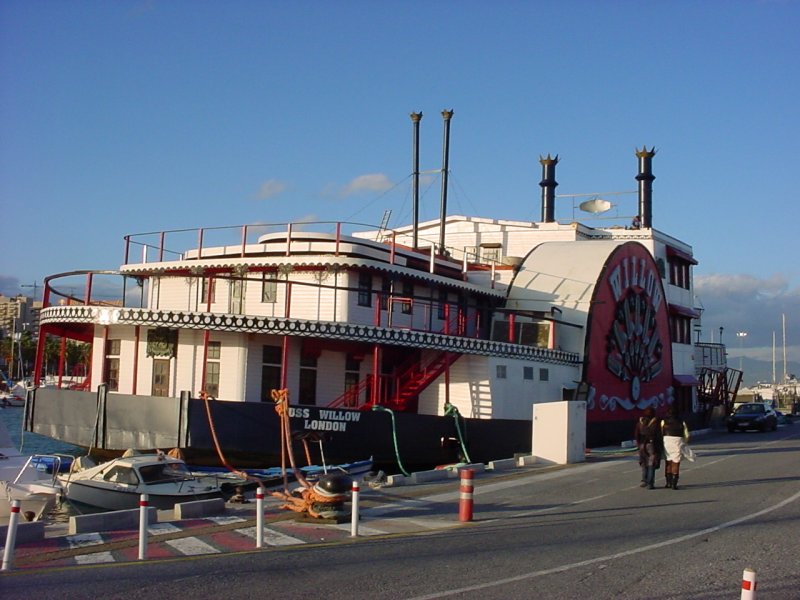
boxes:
[410,112,422,250]
[783,313,787,383]
[438,109,453,253]
[772,331,777,385]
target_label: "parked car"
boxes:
[726,403,778,432]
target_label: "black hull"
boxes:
[27,389,533,472]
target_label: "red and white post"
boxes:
[138,493,149,560]
[256,486,265,548]
[741,567,757,600]
[350,480,360,537]
[2,499,21,571]
[459,468,474,522]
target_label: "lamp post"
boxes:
[736,331,748,372]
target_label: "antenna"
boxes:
[21,281,41,301]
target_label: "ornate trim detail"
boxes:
[40,305,580,366]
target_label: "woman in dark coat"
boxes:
[634,407,662,489]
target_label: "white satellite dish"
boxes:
[579,198,613,214]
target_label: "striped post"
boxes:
[256,486,265,548]
[350,480,360,537]
[741,568,757,600]
[459,468,474,522]
[138,494,149,560]
[2,500,21,571]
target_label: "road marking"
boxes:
[235,526,305,546]
[74,551,115,564]
[67,533,105,548]
[334,523,389,536]
[405,487,800,599]
[148,523,182,535]
[206,515,248,525]
[165,536,220,555]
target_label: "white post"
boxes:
[1,500,21,571]
[256,486,265,549]
[741,567,757,600]
[138,493,149,560]
[350,480,360,537]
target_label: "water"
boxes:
[0,405,84,457]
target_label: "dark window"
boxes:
[437,288,448,319]
[205,341,221,397]
[299,353,317,405]
[104,339,121,391]
[357,272,372,307]
[261,345,282,402]
[380,277,392,310]
[201,277,216,304]
[496,365,507,379]
[401,281,413,314]
[539,368,549,382]
[670,315,692,345]
[523,366,534,380]
[261,274,277,303]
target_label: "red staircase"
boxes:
[326,351,462,411]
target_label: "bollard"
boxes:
[256,486,265,549]
[741,567,757,600]
[138,493,149,560]
[350,480,360,537]
[2,500,22,571]
[459,468,474,522]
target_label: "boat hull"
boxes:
[60,479,223,511]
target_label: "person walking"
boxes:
[634,407,662,489]
[661,405,689,490]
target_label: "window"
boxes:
[380,277,392,310]
[481,244,501,264]
[344,354,361,407]
[523,366,534,380]
[357,272,372,307]
[205,341,221,397]
[261,345,282,402]
[229,279,245,314]
[261,274,277,303]
[201,277,216,304]
[670,315,692,344]
[299,353,317,405]
[539,368,549,382]
[496,365,507,379]
[104,339,121,391]
[437,288,448,319]
[401,281,413,314]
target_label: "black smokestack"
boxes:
[539,154,559,223]
[410,111,422,250]
[438,109,453,253]
[636,146,656,229]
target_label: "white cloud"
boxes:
[340,173,394,197]
[694,272,800,362]
[256,179,288,200]
[0,275,21,296]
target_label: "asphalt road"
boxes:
[3,426,799,599]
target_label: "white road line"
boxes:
[334,523,389,536]
[165,536,220,555]
[235,526,305,546]
[74,551,115,564]
[148,523,182,536]
[205,515,248,525]
[406,487,800,600]
[66,533,105,548]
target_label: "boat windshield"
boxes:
[138,462,193,484]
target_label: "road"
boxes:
[2,427,799,599]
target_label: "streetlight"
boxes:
[736,331,748,372]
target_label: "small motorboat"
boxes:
[59,452,223,511]
[1,420,63,523]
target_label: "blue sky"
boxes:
[1,1,798,376]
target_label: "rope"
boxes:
[444,402,472,464]
[371,405,410,476]
[271,389,311,491]
[201,390,256,483]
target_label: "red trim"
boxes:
[666,246,698,265]
[668,303,701,319]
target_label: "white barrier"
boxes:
[256,487,264,549]
[350,480,360,537]
[741,567,757,600]
[138,494,148,560]
[2,500,21,571]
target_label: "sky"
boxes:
[1,0,798,381]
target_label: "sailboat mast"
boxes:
[772,331,777,385]
[783,313,787,383]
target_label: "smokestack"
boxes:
[410,112,422,250]
[539,154,559,223]
[438,109,453,253]
[635,146,656,229]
